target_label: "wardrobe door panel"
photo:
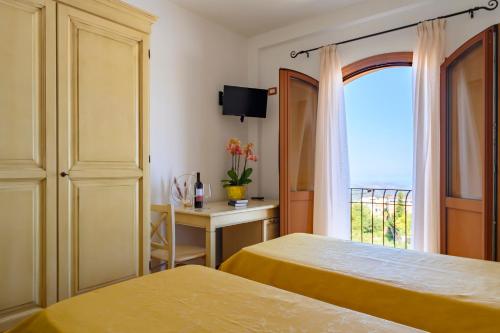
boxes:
[77,28,139,164]
[0,183,42,311]
[0,1,40,163]
[0,0,57,330]
[72,180,139,293]
[57,3,150,299]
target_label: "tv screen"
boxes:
[222,85,268,118]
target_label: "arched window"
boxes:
[342,52,413,82]
[343,53,413,249]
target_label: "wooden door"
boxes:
[0,0,57,329]
[280,69,318,235]
[440,27,496,260]
[57,3,150,299]
[496,25,500,262]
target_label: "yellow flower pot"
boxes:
[226,186,246,201]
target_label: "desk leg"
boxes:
[261,220,268,242]
[205,229,216,268]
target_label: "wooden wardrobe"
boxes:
[0,0,155,329]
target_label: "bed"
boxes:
[8,265,419,333]
[220,233,500,333]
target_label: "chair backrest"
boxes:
[151,204,176,268]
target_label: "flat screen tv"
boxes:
[222,85,268,121]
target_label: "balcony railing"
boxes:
[350,188,412,249]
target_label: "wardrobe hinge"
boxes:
[148,49,151,59]
[149,155,151,163]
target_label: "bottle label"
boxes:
[195,188,204,201]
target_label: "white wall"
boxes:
[124,0,500,205]
[125,0,249,243]
[125,0,248,203]
[248,0,500,199]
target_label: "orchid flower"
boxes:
[222,138,258,187]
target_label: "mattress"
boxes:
[8,265,419,333]
[220,233,500,332]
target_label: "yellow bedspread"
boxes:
[8,265,420,333]
[220,233,500,333]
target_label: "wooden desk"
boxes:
[175,200,279,267]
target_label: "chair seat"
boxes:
[151,244,205,263]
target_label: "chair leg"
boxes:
[150,261,167,272]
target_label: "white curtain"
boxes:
[313,45,351,239]
[412,20,446,252]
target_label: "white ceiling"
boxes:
[170,0,366,37]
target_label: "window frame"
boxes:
[342,52,413,83]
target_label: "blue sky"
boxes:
[344,67,413,189]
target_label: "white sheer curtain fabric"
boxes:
[313,45,351,239]
[412,19,446,252]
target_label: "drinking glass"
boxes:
[204,183,212,206]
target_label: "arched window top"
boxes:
[342,52,413,83]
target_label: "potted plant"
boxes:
[222,138,258,200]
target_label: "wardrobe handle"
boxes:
[60,171,69,177]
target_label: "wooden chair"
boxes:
[151,204,205,269]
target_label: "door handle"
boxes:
[60,171,69,177]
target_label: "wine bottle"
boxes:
[194,172,204,209]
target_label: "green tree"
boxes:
[350,202,371,242]
[384,192,411,248]
[350,191,412,249]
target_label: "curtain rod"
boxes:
[290,0,499,59]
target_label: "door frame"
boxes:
[279,69,319,235]
[440,26,497,260]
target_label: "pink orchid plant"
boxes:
[222,138,258,187]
